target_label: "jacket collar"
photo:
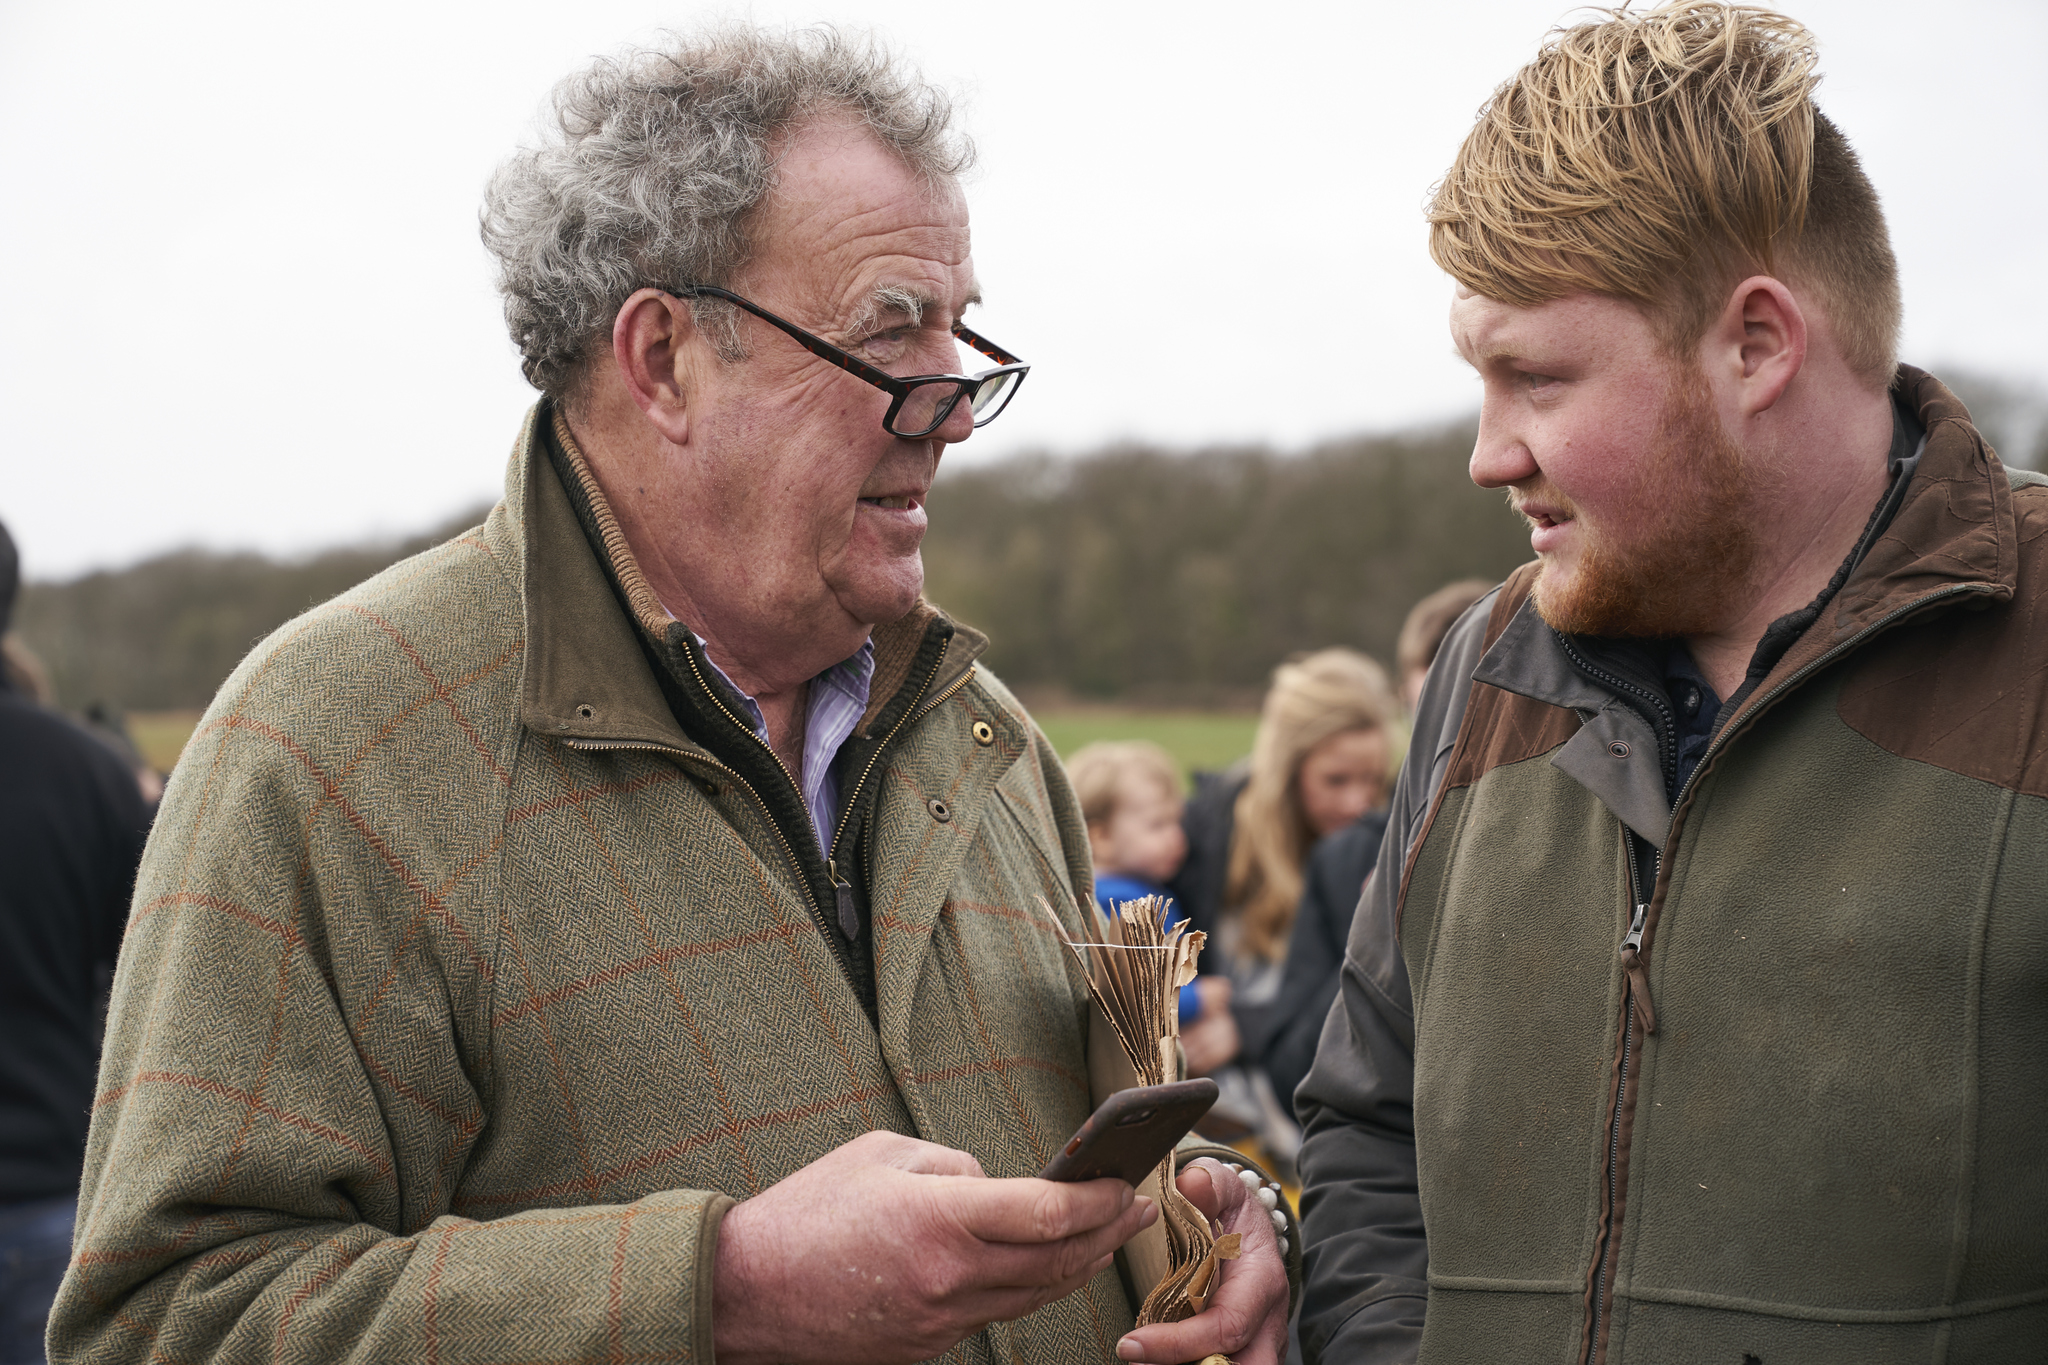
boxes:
[1471,365,2015,848]
[1823,365,2016,637]
[1475,601,1678,848]
[514,402,986,749]
[1713,364,2014,732]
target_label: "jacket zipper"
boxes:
[1554,637,1681,1365]
[1554,637,1680,795]
[821,651,976,941]
[1584,835,1657,1363]
[586,638,979,971]
[1567,583,1991,1364]
[662,639,863,984]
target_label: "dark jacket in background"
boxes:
[1170,766,1246,958]
[1171,767,1284,1047]
[1177,768,1390,1107]
[0,685,149,1200]
[1245,811,1387,1116]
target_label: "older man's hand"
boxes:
[1114,1157,1292,1365]
[711,1130,1156,1365]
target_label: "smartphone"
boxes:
[1039,1078,1220,1185]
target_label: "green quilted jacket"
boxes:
[52,406,1151,1363]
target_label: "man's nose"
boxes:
[1468,398,1538,489]
[925,389,978,446]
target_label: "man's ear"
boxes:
[1707,275,1807,418]
[612,288,702,445]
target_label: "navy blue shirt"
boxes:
[1662,645,1723,800]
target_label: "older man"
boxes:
[1296,4,2048,1362]
[52,28,1289,1365]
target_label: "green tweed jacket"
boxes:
[53,406,1147,1363]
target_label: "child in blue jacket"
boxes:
[1066,741,1235,1073]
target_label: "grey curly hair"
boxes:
[480,25,975,401]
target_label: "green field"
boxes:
[129,710,204,773]
[1032,711,1259,783]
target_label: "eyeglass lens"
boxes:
[890,370,1023,437]
[968,370,1021,421]
[893,385,962,437]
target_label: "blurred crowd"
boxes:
[1068,581,1491,1185]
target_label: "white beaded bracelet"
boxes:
[1214,1159,1292,1255]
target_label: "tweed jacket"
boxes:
[53,406,1155,1364]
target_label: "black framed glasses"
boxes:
[663,284,1029,438]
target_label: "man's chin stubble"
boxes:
[1532,531,1754,639]
[1525,376,1760,641]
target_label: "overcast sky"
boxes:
[3,0,2043,579]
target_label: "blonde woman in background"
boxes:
[1170,647,1400,1168]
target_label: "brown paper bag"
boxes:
[1063,894,1239,1326]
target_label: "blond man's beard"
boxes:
[1526,366,1760,639]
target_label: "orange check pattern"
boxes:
[53,421,1132,1363]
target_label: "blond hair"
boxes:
[1066,740,1182,831]
[1428,2,1900,384]
[1226,649,1398,963]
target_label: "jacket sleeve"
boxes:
[50,675,732,1364]
[1292,591,1495,1365]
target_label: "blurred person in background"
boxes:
[1257,581,1493,1117]
[52,25,1291,1365]
[1,640,50,706]
[79,706,165,809]
[1067,741,1237,1074]
[0,519,150,1365]
[1297,4,2048,1360]
[1172,648,1400,1165]
[1392,580,1493,715]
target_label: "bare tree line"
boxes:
[22,371,2043,720]
[921,423,1524,704]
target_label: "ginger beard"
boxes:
[1523,364,1760,639]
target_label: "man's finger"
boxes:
[832,1129,989,1180]
[945,1175,1136,1244]
[1117,1298,1275,1365]
[951,1252,1121,1328]
[1115,1231,1287,1365]
[964,1197,1155,1289]
[890,1143,987,1179]
[1124,1159,1288,1365]
[1176,1160,1223,1219]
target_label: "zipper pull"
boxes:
[1620,903,1658,1035]
[829,858,860,942]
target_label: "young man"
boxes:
[1296,4,2048,1363]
